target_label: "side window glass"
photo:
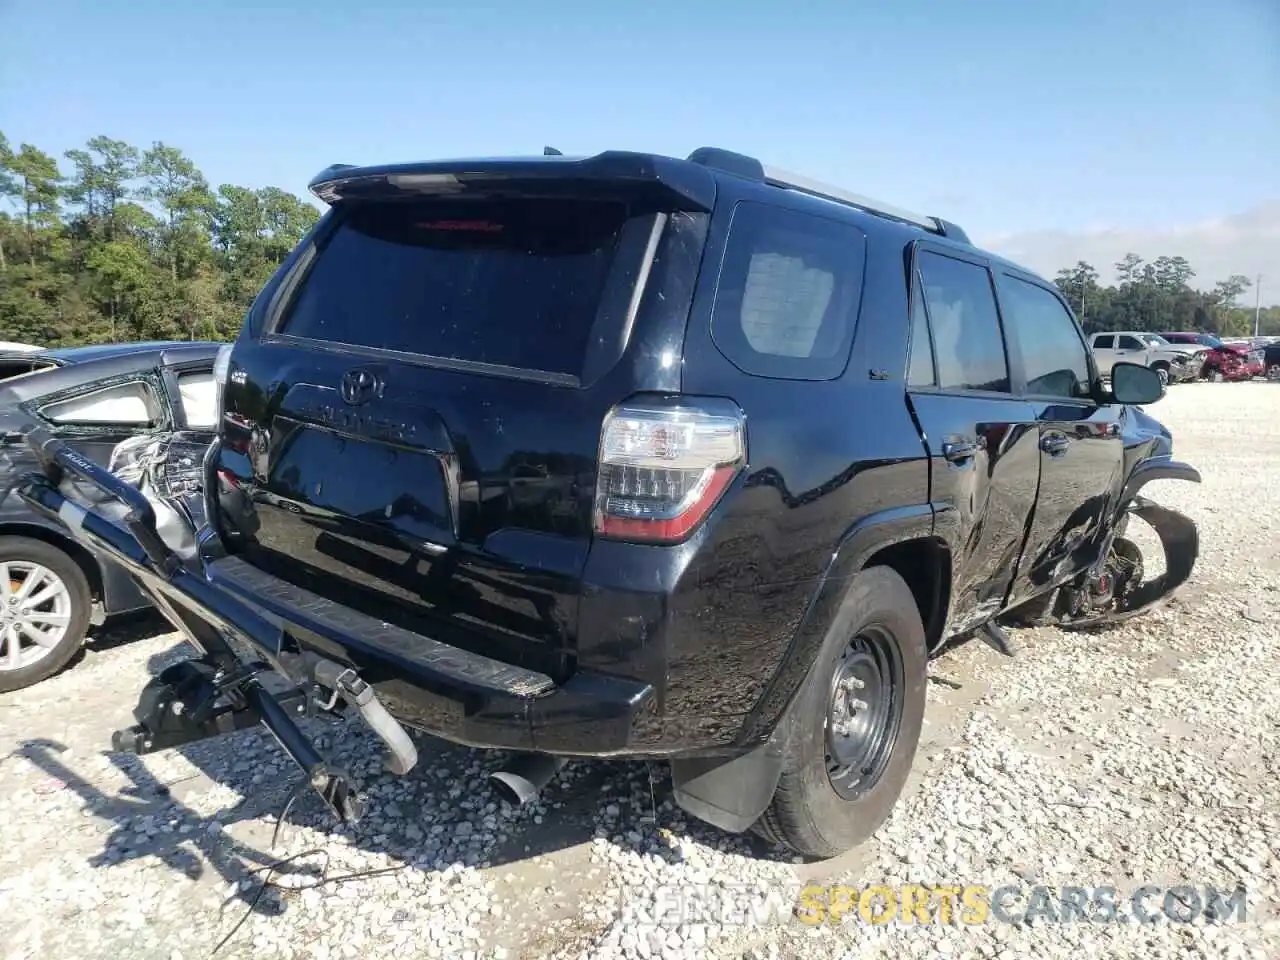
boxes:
[907,273,935,386]
[710,201,867,380]
[1000,276,1092,399]
[0,361,36,381]
[916,251,1010,393]
[176,370,218,429]
[39,380,161,427]
[1093,335,1114,349]
[1118,335,1143,350]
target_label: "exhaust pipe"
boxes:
[490,753,568,807]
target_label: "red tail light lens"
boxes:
[594,401,745,543]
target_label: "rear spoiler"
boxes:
[307,152,719,212]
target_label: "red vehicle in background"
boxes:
[1159,332,1265,381]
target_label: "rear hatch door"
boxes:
[215,157,712,678]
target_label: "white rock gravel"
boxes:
[1,381,1277,960]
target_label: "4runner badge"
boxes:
[340,368,383,406]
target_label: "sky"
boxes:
[1,0,1277,297]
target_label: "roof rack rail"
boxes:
[686,147,967,241]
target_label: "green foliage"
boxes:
[2,131,1272,348]
[1055,255,1275,338]
[0,131,318,347]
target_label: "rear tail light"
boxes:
[594,400,745,543]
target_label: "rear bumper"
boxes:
[201,549,655,754]
[16,452,656,758]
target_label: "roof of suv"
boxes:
[305,146,1012,265]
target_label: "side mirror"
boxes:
[1109,361,1164,404]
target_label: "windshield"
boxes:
[1142,334,1170,346]
[1197,334,1224,348]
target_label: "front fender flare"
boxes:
[1119,456,1200,508]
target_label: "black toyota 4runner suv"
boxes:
[19,147,1197,860]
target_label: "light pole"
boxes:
[1255,275,1263,338]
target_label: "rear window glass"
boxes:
[278,198,629,375]
[710,201,866,380]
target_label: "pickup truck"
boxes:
[1089,332,1204,385]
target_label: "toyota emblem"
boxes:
[340,368,383,405]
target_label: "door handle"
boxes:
[1041,434,1071,456]
[942,437,985,463]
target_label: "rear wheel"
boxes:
[1267,364,1280,382]
[0,537,92,693]
[752,566,927,859]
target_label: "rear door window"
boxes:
[710,201,866,380]
[277,198,630,376]
[907,274,936,386]
[916,251,1010,393]
[39,380,161,427]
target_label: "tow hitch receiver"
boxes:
[111,656,364,824]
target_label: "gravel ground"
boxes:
[1,381,1277,960]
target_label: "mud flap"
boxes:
[670,737,784,834]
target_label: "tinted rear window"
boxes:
[278,198,628,375]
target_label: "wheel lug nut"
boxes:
[849,698,868,713]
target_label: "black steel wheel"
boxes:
[824,629,904,801]
[752,566,927,860]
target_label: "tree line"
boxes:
[1053,256,1276,337]
[0,132,319,347]
[1,131,1275,349]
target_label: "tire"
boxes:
[1210,369,1225,383]
[752,566,927,859]
[1267,364,1280,382]
[0,536,93,693]
[1152,364,1169,387]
